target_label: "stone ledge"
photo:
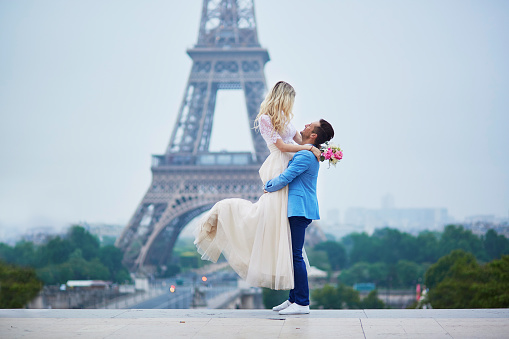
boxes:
[1,308,508,319]
[1,309,508,339]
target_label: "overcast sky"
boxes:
[1,0,508,238]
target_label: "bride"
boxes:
[193,81,320,290]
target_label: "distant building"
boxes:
[17,223,125,246]
[82,223,124,244]
[319,220,362,240]
[21,226,62,245]
[340,195,453,234]
[344,207,451,234]
[320,196,454,238]
[326,208,341,225]
[462,215,509,238]
[381,194,395,210]
[66,280,110,290]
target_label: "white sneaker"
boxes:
[272,300,292,311]
[279,303,310,315]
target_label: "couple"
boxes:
[194,81,334,315]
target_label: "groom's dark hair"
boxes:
[313,119,334,147]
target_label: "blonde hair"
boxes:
[254,81,296,134]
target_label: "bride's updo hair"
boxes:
[255,81,296,134]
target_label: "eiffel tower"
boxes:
[116,0,271,273]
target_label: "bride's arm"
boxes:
[258,114,320,159]
[274,139,321,160]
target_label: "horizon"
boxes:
[3,206,507,245]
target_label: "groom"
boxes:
[264,119,334,315]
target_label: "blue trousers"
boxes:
[288,216,312,306]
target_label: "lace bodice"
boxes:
[259,114,296,145]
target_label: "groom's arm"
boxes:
[264,151,312,193]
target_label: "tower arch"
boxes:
[115,0,271,273]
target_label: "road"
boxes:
[130,271,239,309]
[131,287,193,309]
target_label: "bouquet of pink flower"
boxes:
[320,141,343,167]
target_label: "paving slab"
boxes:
[0,309,508,338]
[364,308,509,318]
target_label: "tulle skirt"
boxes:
[194,146,294,290]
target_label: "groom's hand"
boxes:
[263,189,269,193]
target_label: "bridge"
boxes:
[28,270,261,310]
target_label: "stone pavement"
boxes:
[1,308,508,338]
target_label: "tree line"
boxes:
[424,249,509,308]
[306,225,509,309]
[2,223,508,309]
[307,225,509,288]
[0,225,131,286]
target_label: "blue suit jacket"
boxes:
[264,149,320,220]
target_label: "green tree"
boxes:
[38,236,73,267]
[0,226,131,286]
[11,241,37,267]
[311,284,340,309]
[338,262,369,286]
[483,229,509,261]
[439,225,485,260]
[369,262,391,286]
[426,253,509,309]
[345,232,380,265]
[425,249,478,290]
[342,228,423,267]
[471,255,509,307]
[180,251,202,269]
[314,241,347,270]
[415,231,440,263]
[0,261,43,308]
[395,260,423,287]
[306,249,331,272]
[68,225,100,261]
[99,245,130,282]
[66,249,110,281]
[337,284,361,309]
[311,284,361,309]
[84,258,111,280]
[373,228,418,264]
[338,262,389,287]
[36,249,111,285]
[0,243,14,263]
[425,250,481,308]
[36,263,73,285]
[360,290,385,309]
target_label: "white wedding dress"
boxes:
[194,114,296,290]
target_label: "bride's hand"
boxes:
[311,146,321,160]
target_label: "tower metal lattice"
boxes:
[116,0,271,272]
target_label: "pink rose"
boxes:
[334,150,343,160]
[324,148,333,160]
